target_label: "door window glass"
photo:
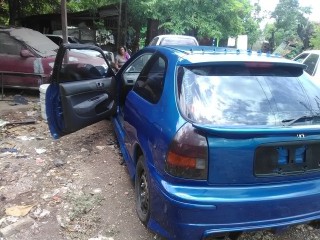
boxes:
[58,49,109,82]
[133,55,167,103]
[0,33,22,55]
[122,53,153,85]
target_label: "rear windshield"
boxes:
[177,64,320,126]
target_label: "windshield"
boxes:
[177,64,320,126]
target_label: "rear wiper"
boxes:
[282,115,320,126]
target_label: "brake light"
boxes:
[166,123,208,179]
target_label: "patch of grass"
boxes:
[68,193,104,221]
[64,192,105,239]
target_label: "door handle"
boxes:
[96,82,104,88]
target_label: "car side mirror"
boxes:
[20,49,35,58]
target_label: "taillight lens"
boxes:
[166,122,208,180]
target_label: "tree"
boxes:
[126,0,149,51]
[243,2,263,49]
[297,21,314,50]
[310,24,320,49]
[244,17,261,49]
[140,0,253,40]
[67,0,118,13]
[264,22,285,51]
[270,0,312,49]
[4,0,61,25]
[1,0,261,51]
[2,0,117,26]
[0,1,9,25]
[125,0,258,50]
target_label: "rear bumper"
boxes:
[148,175,320,240]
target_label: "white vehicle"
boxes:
[148,34,199,46]
[293,50,320,82]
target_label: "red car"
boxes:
[0,27,108,90]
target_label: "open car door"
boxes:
[46,43,117,139]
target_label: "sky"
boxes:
[251,0,320,25]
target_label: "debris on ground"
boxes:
[1,91,320,240]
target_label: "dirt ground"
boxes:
[0,90,158,240]
[1,90,320,240]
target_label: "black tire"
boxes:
[135,155,150,225]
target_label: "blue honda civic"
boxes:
[46,43,320,240]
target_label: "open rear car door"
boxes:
[46,43,117,139]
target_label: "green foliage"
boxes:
[139,0,253,39]
[67,0,117,13]
[2,0,61,25]
[270,0,312,48]
[2,0,262,50]
[10,0,61,15]
[310,24,320,49]
[244,16,261,48]
[124,0,258,49]
[0,1,9,25]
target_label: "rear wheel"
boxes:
[135,156,150,225]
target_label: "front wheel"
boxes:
[135,156,150,225]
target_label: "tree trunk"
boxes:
[297,23,313,50]
[132,25,140,54]
[7,0,20,26]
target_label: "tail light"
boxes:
[165,122,208,180]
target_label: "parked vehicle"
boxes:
[148,34,199,46]
[0,27,108,90]
[45,34,81,45]
[293,50,320,82]
[0,27,57,89]
[46,44,320,240]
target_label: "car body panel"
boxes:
[0,51,53,88]
[46,44,320,240]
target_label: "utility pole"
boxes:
[61,0,68,44]
[124,0,128,47]
[117,0,122,50]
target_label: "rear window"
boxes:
[293,53,309,63]
[303,54,319,76]
[177,64,320,126]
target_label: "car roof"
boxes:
[1,27,58,57]
[155,34,197,39]
[298,50,320,54]
[149,34,199,46]
[145,45,305,66]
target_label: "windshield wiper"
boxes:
[282,115,320,126]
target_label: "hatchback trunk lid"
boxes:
[193,124,320,185]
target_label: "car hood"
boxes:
[10,28,58,57]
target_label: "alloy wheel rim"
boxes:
[139,170,149,214]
